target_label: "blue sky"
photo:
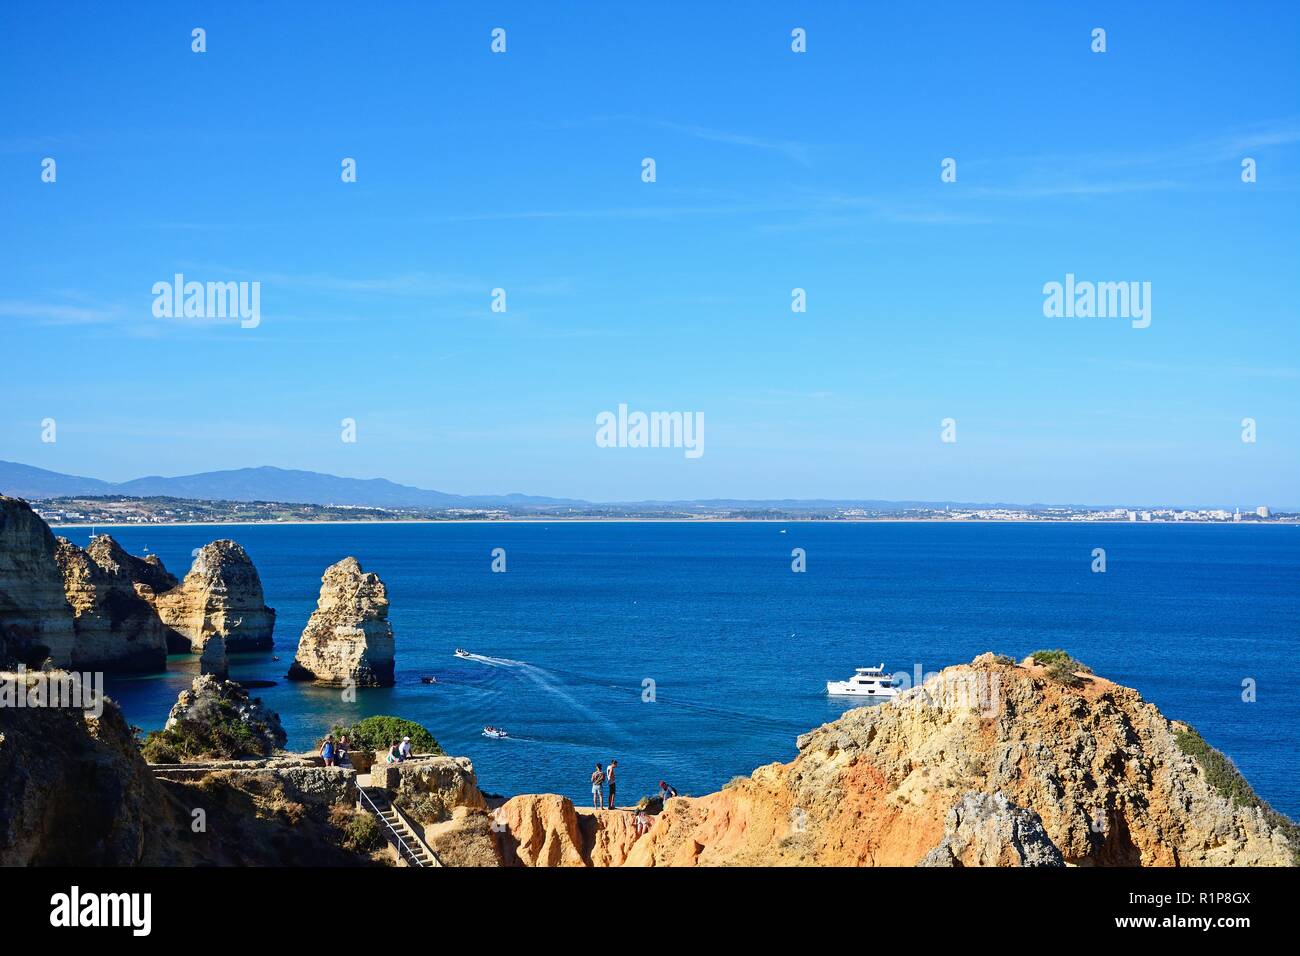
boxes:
[2,1,1297,507]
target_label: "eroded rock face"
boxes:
[287,557,394,687]
[165,674,287,757]
[152,540,275,652]
[0,670,163,864]
[918,791,1064,867]
[384,755,487,826]
[489,795,644,867]
[54,535,169,672]
[0,496,75,669]
[617,655,1297,867]
[199,632,228,679]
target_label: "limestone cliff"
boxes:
[286,557,394,687]
[615,655,1297,867]
[0,669,374,866]
[54,535,169,672]
[0,496,75,669]
[472,655,1295,868]
[152,540,275,652]
[0,669,163,864]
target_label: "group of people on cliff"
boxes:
[590,760,678,822]
[320,733,414,766]
[319,734,351,767]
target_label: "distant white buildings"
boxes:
[1257,506,1270,518]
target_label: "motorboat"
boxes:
[826,664,899,698]
[454,648,472,659]
[482,726,508,739]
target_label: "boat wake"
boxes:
[456,651,526,667]
[456,651,626,740]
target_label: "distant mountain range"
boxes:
[0,461,582,510]
[0,460,1277,513]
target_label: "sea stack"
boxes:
[152,540,276,652]
[53,535,169,672]
[165,674,287,757]
[199,632,229,680]
[287,557,395,687]
[0,495,75,669]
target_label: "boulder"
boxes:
[0,496,75,668]
[918,791,1064,867]
[54,535,169,672]
[152,540,275,652]
[286,557,394,687]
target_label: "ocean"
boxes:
[72,521,1300,818]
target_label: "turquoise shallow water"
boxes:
[74,521,1300,817]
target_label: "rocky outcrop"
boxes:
[163,674,287,757]
[0,668,163,864]
[199,633,228,679]
[54,535,169,672]
[614,655,1297,867]
[152,540,275,652]
[375,755,487,826]
[493,795,643,867]
[85,536,179,597]
[918,791,1064,867]
[1,669,373,866]
[0,496,75,668]
[287,557,394,687]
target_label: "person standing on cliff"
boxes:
[606,759,618,810]
[591,763,606,809]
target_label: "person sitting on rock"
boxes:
[320,735,336,767]
[658,780,677,804]
[386,741,401,763]
[634,809,653,836]
[399,736,413,760]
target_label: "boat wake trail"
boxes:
[457,651,627,741]
[458,652,526,667]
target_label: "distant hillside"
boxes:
[0,461,581,510]
[0,461,114,498]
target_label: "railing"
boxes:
[357,786,427,868]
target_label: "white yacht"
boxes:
[826,664,899,698]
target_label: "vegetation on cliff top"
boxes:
[1174,725,1299,863]
[328,715,441,755]
[140,695,278,763]
[1029,649,1093,688]
[329,804,386,853]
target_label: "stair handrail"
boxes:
[358,786,426,867]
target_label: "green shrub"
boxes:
[1175,725,1300,863]
[140,715,266,762]
[1030,649,1092,686]
[330,805,386,853]
[1045,660,1085,688]
[1030,649,1092,672]
[328,716,441,755]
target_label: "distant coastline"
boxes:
[50,516,1300,529]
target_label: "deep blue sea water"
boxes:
[69,522,1300,817]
